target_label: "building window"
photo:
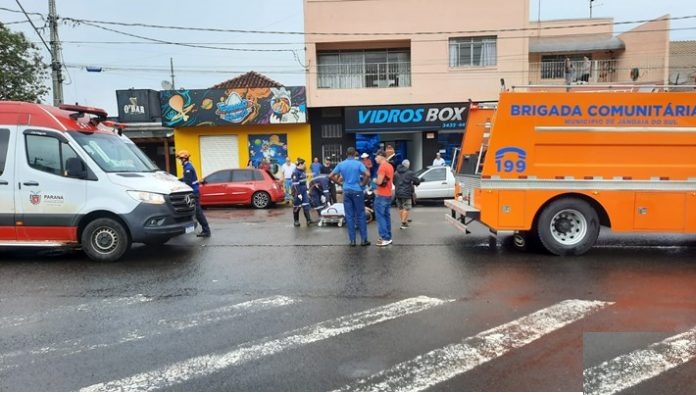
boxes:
[317,49,411,89]
[322,144,343,164]
[449,36,497,67]
[321,124,343,139]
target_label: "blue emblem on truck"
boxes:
[495,147,527,173]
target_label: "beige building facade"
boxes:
[304,0,672,169]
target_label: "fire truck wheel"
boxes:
[537,198,599,256]
[81,218,131,262]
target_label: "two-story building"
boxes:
[304,0,671,169]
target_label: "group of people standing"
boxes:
[327,145,421,247]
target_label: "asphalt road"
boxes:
[0,203,694,393]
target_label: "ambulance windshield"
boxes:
[69,131,158,172]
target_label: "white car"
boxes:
[413,166,456,200]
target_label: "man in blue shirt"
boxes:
[176,150,210,237]
[330,147,371,247]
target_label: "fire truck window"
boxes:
[0,129,9,176]
[25,134,62,175]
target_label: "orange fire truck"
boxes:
[446,86,696,255]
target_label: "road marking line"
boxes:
[80,296,453,392]
[0,295,152,329]
[0,296,295,371]
[336,299,613,392]
[583,326,696,395]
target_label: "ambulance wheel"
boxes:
[81,218,131,262]
[251,191,271,209]
[537,198,599,256]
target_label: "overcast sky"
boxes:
[2,0,694,114]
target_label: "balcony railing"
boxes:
[529,59,619,84]
[317,62,411,89]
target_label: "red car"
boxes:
[199,168,285,209]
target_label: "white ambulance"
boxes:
[0,101,196,261]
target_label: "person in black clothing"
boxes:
[320,158,337,204]
[393,159,420,229]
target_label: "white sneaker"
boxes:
[376,239,392,247]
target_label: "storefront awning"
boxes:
[121,122,173,141]
[529,36,625,54]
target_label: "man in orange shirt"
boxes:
[374,149,394,246]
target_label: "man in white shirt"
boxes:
[432,152,446,166]
[281,156,296,203]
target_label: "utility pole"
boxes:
[48,0,64,106]
[170,57,176,90]
[590,0,595,19]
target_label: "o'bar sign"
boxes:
[344,102,470,132]
[116,89,162,123]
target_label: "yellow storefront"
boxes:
[173,123,311,178]
[159,85,310,178]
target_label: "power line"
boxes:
[12,0,51,54]
[60,14,696,36]
[34,23,696,47]
[75,19,300,52]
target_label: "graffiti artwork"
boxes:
[248,134,288,168]
[160,87,307,128]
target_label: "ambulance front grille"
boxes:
[168,192,196,214]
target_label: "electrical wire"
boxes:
[12,0,51,54]
[60,14,696,36]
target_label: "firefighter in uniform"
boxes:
[176,150,211,237]
[291,158,313,227]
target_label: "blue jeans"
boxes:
[374,195,392,241]
[284,178,292,200]
[343,189,367,243]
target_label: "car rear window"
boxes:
[253,170,266,181]
[232,170,254,182]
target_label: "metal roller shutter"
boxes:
[199,135,239,177]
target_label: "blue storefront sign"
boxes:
[344,102,470,132]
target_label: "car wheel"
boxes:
[251,191,271,209]
[81,218,131,262]
[537,198,599,256]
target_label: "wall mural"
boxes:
[248,134,288,169]
[160,87,307,127]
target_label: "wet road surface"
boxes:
[0,204,694,392]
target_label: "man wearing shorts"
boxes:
[393,159,420,229]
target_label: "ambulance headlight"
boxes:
[127,190,166,205]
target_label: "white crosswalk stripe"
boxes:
[583,326,696,395]
[0,295,296,372]
[0,295,152,329]
[79,295,453,392]
[335,299,613,392]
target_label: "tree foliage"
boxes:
[0,23,49,102]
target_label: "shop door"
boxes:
[200,135,239,178]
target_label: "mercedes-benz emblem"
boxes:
[184,194,195,208]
